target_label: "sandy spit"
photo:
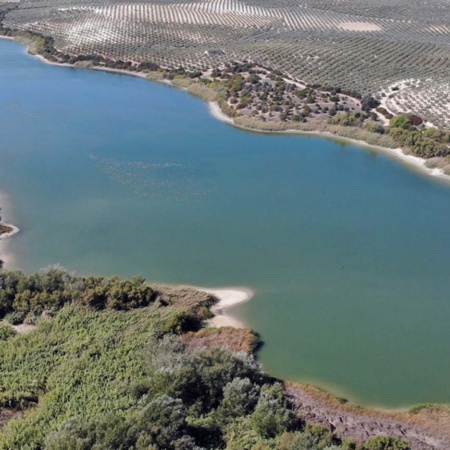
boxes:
[196,287,254,328]
[0,223,20,241]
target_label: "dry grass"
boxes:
[186,83,218,102]
[152,284,217,313]
[233,116,397,148]
[180,327,259,354]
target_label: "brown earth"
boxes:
[180,327,259,354]
[286,382,450,450]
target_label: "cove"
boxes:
[1,38,450,408]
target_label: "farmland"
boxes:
[1,0,450,128]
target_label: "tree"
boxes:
[361,95,380,112]
[250,383,293,438]
[220,377,260,419]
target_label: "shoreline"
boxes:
[1,36,450,423]
[0,223,20,241]
[196,286,254,328]
[208,101,450,183]
[0,190,19,268]
[0,223,20,269]
[3,35,449,184]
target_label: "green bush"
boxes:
[250,383,294,438]
[390,114,413,130]
[279,423,333,450]
[364,436,410,450]
[219,377,260,420]
[365,121,385,134]
[0,322,16,340]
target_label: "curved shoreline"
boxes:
[209,100,450,184]
[195,286,254,328]
[1,37,450,423]
[3,36,449,184]
[0,223,20,241]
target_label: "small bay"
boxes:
[1,39,450,407]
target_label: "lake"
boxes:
[1,38,450,408]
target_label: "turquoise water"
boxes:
[1,39,450,407]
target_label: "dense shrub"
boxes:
[365,121,385,134]
[0,323,15,341]
[250,383,294,438]
[361,95,380,112]
[389,128,450,158]
[0,267,156,321]
[364,436,411,450]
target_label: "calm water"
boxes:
[1,39,450,407]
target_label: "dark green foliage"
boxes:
[219,377,260,419]
[361,96,380,112]
[279,423,333,450]
[147,338,265,415]
[389,128,450,158]
[250,383,294,438]
[390,114,413,130]
[364,436,410,450]
[0,267,156,321]
[329,112,367,127]
[0,323,16,341]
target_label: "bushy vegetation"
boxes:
[388,114,450,158]
[0,269,411,450]
[328,112,368,127]
[0,266,204,324]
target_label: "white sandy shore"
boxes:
[208,101,450,183]
[0,223,20,269]
[208,101,234,125]
[0,223,20,241]
[197,287,254,328]
[0,189,20,268]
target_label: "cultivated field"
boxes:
[2,0,450,128]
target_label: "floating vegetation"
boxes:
[90,154,216,200]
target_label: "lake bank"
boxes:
[208,101,450,183]
[3,34,449,185]
[196,287,254,328]
[0,37,450,408]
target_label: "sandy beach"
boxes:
[196,287,254,328]
[208,101,234,125]
[0,189,20,268]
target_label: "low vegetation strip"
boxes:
[0,268,416,449]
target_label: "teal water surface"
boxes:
[1,39,450,407]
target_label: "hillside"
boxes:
[1,0,450,129]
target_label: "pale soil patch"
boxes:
[338,21,382,32]
[12,323,37,334]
